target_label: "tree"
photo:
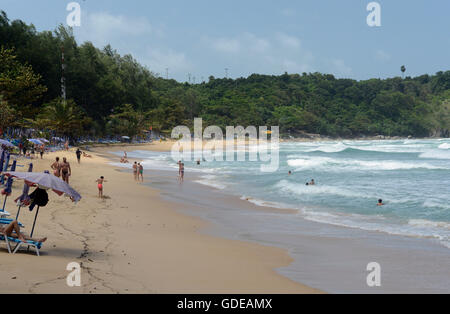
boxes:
[0,95,15,132]
[36,98,90,138]
[0,47,47,118]
[107,104,150,138]
[401,65,406,78]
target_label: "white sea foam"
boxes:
[439,143,450,149]
[274,180,369,199]
[419,149,450,160]
[287,157,445,171]
[194,175,227,190]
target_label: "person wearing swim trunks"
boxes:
[133,162,138,181]
[76,148,82,164]
[138,163,144,182]
[0,220,47,244]
[180,163,185,182]
[61,157,71,184]
[39,145,45,159]
[96,176,107,198]
[51,157,61,177]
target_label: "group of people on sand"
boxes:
[50,157,71,183]
[133,161,144,182]
[18,143,46,159]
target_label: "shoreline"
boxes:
[0,146,320,294]
[100,141,450,293]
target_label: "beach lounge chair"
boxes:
[8,237,43,256]
[0,232,12,253]
[0,234,43,256]
[0,219,42,256]
[0,218,24,228]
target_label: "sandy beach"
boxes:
[0,143,319,294]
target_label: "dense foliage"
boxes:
[0,11,449,139]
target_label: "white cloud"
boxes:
[206,32,314,76]
[142,48,191,75]
[76,12,159,47]
[276,32,301,49]
[212,37,241,54]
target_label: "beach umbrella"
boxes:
[3,172,81,202]
[15,163,33,221]
[122,136,131,140]
[38,138,50,143]
[4,171,81,237]
[0,139,15,147]
[28,139,43,145]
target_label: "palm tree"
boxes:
[401,65,406,78]
[37,98,89,138]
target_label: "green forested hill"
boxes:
[1,11,449,139]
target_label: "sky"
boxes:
[1,0,449,82]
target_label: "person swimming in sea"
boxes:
[96,176,107,198]
[377,199,385,206]
[309,179,316,185]
[288,171,292,175]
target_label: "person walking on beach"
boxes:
[179,163,185,183]
[76,148,82,164]
[51,157,61,177]
[39,144,45,159]
[96,176,107,198]
[61,157,71,184]
[138,163,144,182]
[64,141,69,151]
[133,162,138,181]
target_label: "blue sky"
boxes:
[1,0,449,82]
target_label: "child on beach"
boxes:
[96,176,107,198]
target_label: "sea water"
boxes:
[117,139,450,249]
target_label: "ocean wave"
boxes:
[438,143,450,149]
[287,157,445,171]
[274,180,369,199]
[240,195,299,210]
[419,149,450,160]
[194,175,227,190]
